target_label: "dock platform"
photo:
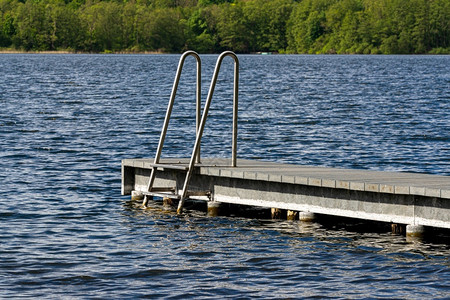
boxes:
[122,158,450,230]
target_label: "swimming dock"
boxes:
[122,51,449,237]
[122,158,450,233]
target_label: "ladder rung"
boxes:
[142,190,211,199]
[142,191,181,199]
[151,187,176,192]
[150,163,189,171]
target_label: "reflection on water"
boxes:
[124,198,450,258]
[120,198,450,298]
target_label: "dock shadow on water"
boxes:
[0,54,449,298]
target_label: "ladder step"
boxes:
[150,163,189,171]
[142,190,211,199]
[142,191,181,199]
[151,187,176,192]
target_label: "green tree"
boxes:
[186,7,217,52]
[122,1,138,50]
[133,4,153,51]
[47,0,85,50]
[13,0,49,50]
[81,1,123,52]
[426,0,449,52]
[243,0,294,52]
[265,0,294,51]
[142,7,186,52]
[287,0,334,53]
[322,0,364,53]
[215,2,250,52]
[1,13,15,46]
[1,0,19,47]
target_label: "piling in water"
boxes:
[287,210,298,221]
[271,208,284,219]
[207,201,221,217]
[391,223,405,234]
[406,224,425,238]
[131,190,144,201]
[300,212,315,222]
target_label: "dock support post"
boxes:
[131,190,144,201]
[287,210,298,221]
[271,208,283,219]
[406,224,424,238]
[207,201,221,217]
[391,223,405,234]
[299,212,315,222]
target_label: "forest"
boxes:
[0,0,449,54]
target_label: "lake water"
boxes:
[0,54,449,298]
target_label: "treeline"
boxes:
[0,0,449,54]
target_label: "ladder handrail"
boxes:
[154,50,202,164]
[143,50,201,206]
[177,51,239,213]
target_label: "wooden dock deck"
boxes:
[122,158,450,231]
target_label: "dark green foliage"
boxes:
[287,0,449,54]
[1,13,14,46]
[185,7,218,52]
[198,0,233,6]
[0,0,448,53]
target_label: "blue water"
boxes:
[0,54,449,298]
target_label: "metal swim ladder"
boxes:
[142,51,239,214]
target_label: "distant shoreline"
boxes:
[0,49,448,55]
[0,50,164,55]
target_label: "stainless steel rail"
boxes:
[142,50,239,212]
[177,51,239,213]
[143,50,201,206]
